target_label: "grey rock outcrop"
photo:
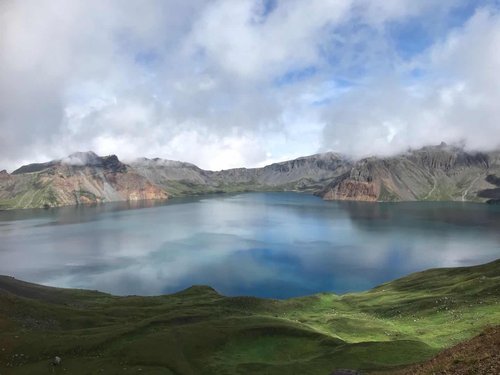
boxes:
[2,143,500,209]
[319,144,500,202]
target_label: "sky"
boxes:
[1,0,500,171]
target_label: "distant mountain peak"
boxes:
[4,144,500,209]
[11,151,126,175]
[62,151,101,166]
[131,157,198,169]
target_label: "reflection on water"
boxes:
[0,193,499,298]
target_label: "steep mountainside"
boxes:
[130,152,351,196]
[320,144,500,203]
[1,144,500,209]
[0,152,168,209]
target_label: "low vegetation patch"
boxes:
[0,260,498,374]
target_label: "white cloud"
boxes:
[186,0,353,79]
[321,6,500,156]
[0,0,499,171]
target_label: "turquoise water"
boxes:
[0,192,499,298]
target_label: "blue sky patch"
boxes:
[134,50,161,68]
[274,66,318,86]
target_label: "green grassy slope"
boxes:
[376,326,500,375]
[0,260,499,374]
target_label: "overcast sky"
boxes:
[1,0,500,171]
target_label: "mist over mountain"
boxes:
[2,1,500,172]
[1,144,499,210]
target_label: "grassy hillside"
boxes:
[0,260,499,374]
[378,326,499,374]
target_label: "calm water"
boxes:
[0,192,499,298]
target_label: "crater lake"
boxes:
[0,192,499,298]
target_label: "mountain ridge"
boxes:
[1,144,500,209]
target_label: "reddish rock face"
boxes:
[1,157,169,209]
[323,179,379,201]
[3,144,500,209]
[44,167,169,206]
[111,172,169,201]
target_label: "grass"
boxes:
[0,260,499,374]
[0,175,56,209]
[379,326,500,375]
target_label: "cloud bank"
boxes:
[1,0,499,171]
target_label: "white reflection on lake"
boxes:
[0,192,499,298]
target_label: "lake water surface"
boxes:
[0,192,499,298]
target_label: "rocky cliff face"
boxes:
[322,174,379,201]
[319,144,500,202]
[0,152,168,209]
[2,145,500,210]
[131,152,351,195]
